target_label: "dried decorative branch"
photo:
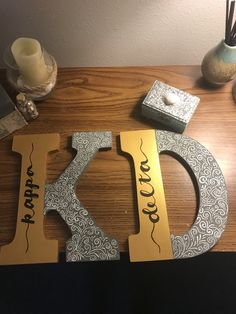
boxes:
[225,0,236,45]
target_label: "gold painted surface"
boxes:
[120,130,173,262]
[0,134,59,265]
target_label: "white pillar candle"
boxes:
[11,38,49,87]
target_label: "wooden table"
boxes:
[0,66,235,253]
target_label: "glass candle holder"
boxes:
[4,38,57,101]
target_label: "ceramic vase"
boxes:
[201,40,236,85]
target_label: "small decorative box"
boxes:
[142,81,200,133]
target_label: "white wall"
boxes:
[1,0,225,67]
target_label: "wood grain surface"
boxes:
[0,66,235,253]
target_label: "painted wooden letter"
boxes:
[120,130,173,262]
[0,134,59,265]
[45,131,120,262]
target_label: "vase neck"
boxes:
[215,40,236,63]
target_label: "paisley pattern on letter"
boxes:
[156,130,228,259]
[44,132,120,262]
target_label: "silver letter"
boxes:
[45,131,120,262]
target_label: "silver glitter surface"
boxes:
[156,130,228,258]
[44,131,120,262]
[142,81,200,133]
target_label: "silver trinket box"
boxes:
[142,81,200,133]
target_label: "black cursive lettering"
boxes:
[21,214,35,224]
[21,143,39,253]
[139,138,160,252]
